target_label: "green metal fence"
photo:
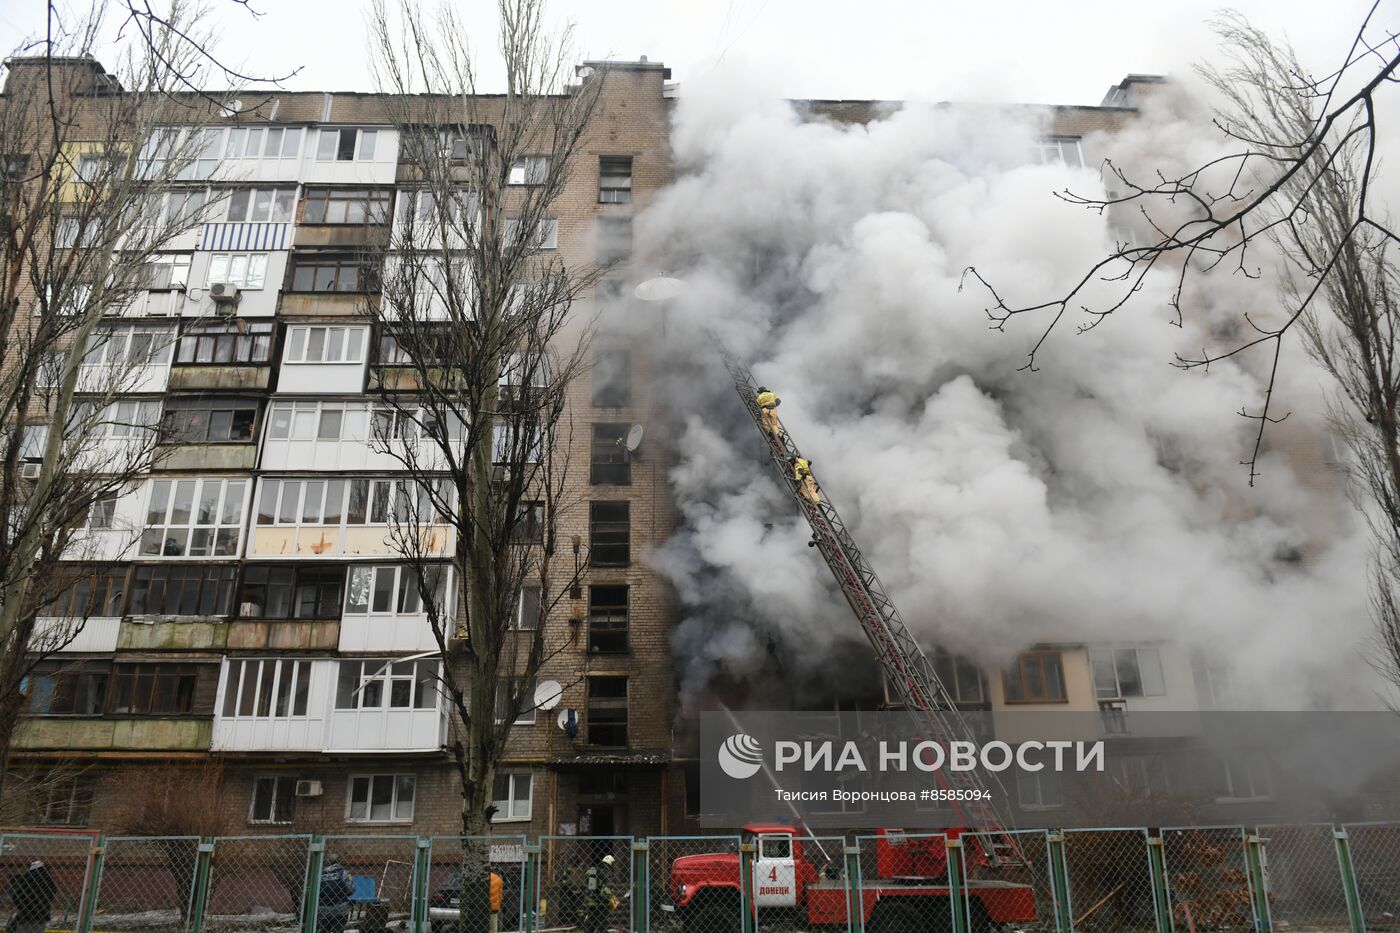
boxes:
[0,822,1395,933]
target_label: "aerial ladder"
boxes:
[714,340,1021,861]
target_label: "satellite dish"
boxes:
[557,708,580,737]
[535,680,563,712]
[224,99,244,115]
[624,424,644,453]
[633,276,686,302]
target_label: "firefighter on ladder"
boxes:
[790,456,820,505]
[756,386,782,441]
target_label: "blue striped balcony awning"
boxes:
[201,222,288,251]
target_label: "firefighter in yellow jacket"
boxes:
[790,456,820,505]
[756,387,782,440]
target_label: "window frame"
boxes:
[345,773,416,823]
[126,563,239,616]
[160,397,260,445]
[315,128,381,163]
[1090,646,1166,700]
[334,658,441,712]
[490,772,534,823]
[589,501,630,567]
[206,252,270,290]
[587,585,629,654]
[288,256,376,294]
[301,187,393,224]
[598,155,633,204]
[108,662,206,715]
[249,775,299,824]
[591,348,632,408]
[507,155,551,185]
[1001,650,1067,704]
[140,477,247,559]
[221,658,314,718]
[590,423,631,485]
[224,187,296,223]
[585,675,629,747]
[175,320,275,366]
[282,325,369,364]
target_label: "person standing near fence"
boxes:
[316,853,355,933]
[6,860,56,933]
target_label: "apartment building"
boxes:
[8,54,685,839]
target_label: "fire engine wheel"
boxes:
[683,893,741,933]
[868,899,950,933]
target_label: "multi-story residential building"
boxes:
[12,55,1308,840]
[8,53,684,842]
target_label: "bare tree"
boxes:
[363,0,603,924]
[104,762,233,920]
[963,10,1400,690]
[0,4,231,798]
[963,3,1399,484]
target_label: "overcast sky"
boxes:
[0,0,1381,106]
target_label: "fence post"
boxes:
[1145,834,1173,933]
[75,834,105,933]
[631,839,649,933]
[408,837,432,933]
[188,838,216,933]
[301,835,325,933]
[1333,827,1365,933]
[1045,832,1073,933]
[944,836,969,933]
[739,841,757,933]
[844,844,863,933]
[522,841,541,933]
[1244,832,1272,933]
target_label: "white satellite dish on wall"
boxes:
[624,424,644,453]
[633,276,686,302]
[535,680,563,712]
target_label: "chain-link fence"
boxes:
[3,823,1399,933]
[1159,826,1253,932]
[91,836,200,933]
[1257,823,1350,930]
[203,834,311,933]
[0,830,94,931]
[854,831,956,933]
[537,835,633,933]
[1345,822,1400,931]
[646,835,742,933]
[962,829,1058,933]
[1063,829,1158,933]
[425,835,528,933]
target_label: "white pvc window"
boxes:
[221,659,312,718]
[317,128,379,162]
[141,478,246,557]
[336,660,439,711]
[284,326,368,364]
[346,773,415,822]
[226,188,295,223]
[344,564,449,616]
[508,156,550,185]
[82,325,176,366]
[207,253,269,289]
[1034,137,1084,168]
[226,126,304,160]
[491,773,533,822]
[1090,647,1166,699]
[267,400,372,442]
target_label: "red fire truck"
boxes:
[663,824,1036,932]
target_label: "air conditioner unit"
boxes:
[209,282,241,305]
[294,780,323,798]
[20,461,42,480]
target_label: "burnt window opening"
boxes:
[590,423,631,485]
[589,501,630,567]
[586,675,628,747]
[588,585,628,654]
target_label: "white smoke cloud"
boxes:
[637,68,1381,711]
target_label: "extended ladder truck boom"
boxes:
[713,340,1019,855]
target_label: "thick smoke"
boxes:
[635,66,1379,711]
